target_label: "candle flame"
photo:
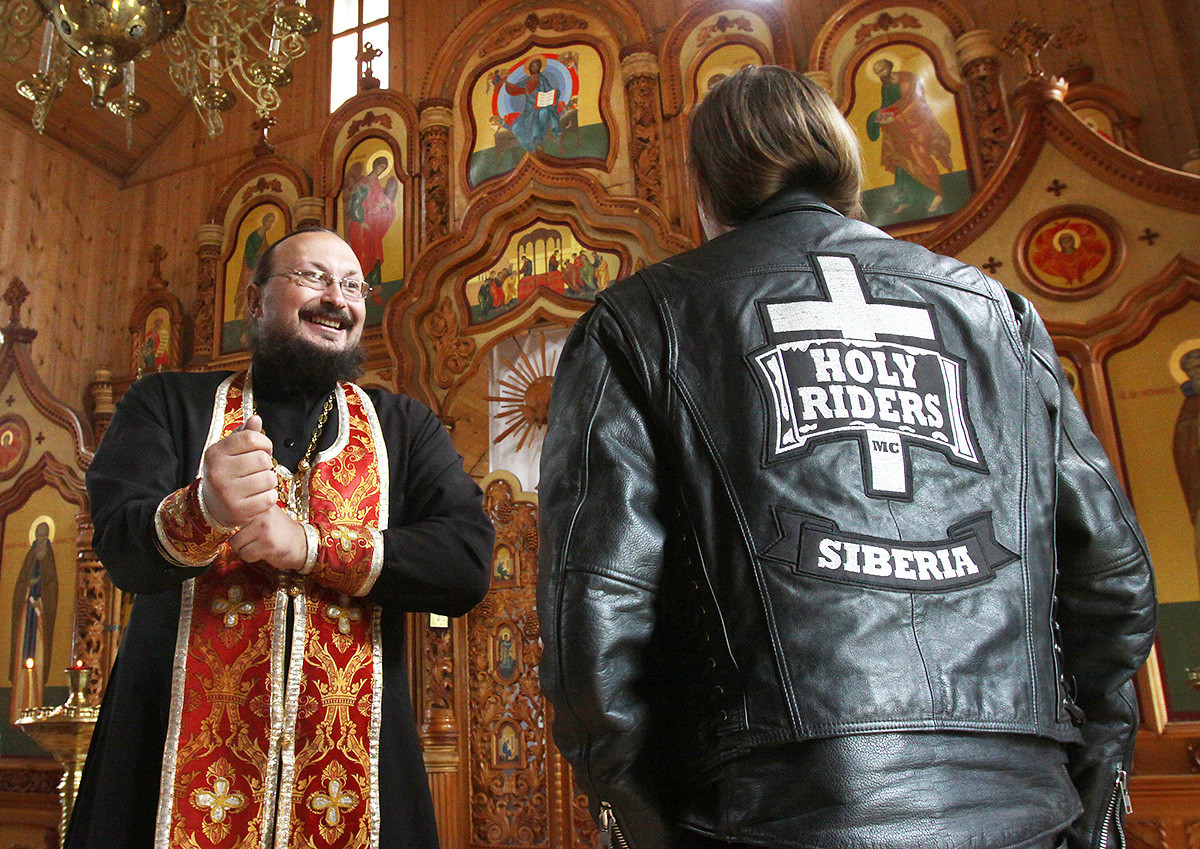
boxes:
[24,657,34,669]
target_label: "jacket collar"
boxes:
[748,188,844,223]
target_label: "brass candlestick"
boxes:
[16,665,99,844]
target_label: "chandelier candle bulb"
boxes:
[38,20,53,73]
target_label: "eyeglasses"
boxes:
[271,268,372,300]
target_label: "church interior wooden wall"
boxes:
[1,0,1199,846]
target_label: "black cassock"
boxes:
[66,369,493,849]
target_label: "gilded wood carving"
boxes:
[468,473,597,848]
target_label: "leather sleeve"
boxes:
[537,301,679,849]
[1021,295,1157,849]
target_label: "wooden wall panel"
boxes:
[106,132,326,383]
[1163,0,1200,163]
[1078,0,1191,169]
[0,112,124,411]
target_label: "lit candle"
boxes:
[24,657,35,706]
[38,20,53,74]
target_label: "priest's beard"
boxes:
[248,317,366,398]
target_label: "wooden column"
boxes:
[70,508,113,705]
[83,369,118,703]
[419,100,452,249]
[294,196,326,230]
[621,49,666,214]
[957,29,1012,177]
[419,613,468,849]
[192,223,224,364]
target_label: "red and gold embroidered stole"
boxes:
[157,373,386,849]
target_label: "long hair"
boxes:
[689,65,864,225]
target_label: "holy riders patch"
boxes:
[749,253,1007,591]
[749,253,985,499]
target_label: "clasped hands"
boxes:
[199,415,308,572]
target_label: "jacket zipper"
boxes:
[599,802,631,849]
[1097,767,1131,849]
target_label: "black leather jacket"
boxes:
[537,191,1156,849]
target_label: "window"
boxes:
[330,0,388,112]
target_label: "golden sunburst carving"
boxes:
[486,333,558,452]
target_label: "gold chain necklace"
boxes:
[258,391,335,517]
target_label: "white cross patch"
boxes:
[750,254,982,498]
[764,255,935,342]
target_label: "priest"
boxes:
[66,228,494,849]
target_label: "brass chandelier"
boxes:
[2,0,320,137]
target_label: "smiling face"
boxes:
[246,230,366,355]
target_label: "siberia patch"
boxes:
[763,509,1017,592]
[749,253,984,498]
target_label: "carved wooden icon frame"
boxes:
[127,250,185,378]
[660,1,793,117]
[316,89,420,360]
[463,41,617,191]
[842,35,979,231]
[1014,205,1126,301]
[0,414,31,482]
[0,283,104,778]
[388,157,692,419]
[491,621,522,685]
[216,201,291,358]
[1065,81,1142,156]
[201,155,310,368]
[1063,261,1200,728]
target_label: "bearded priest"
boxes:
[66,228,494,849]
